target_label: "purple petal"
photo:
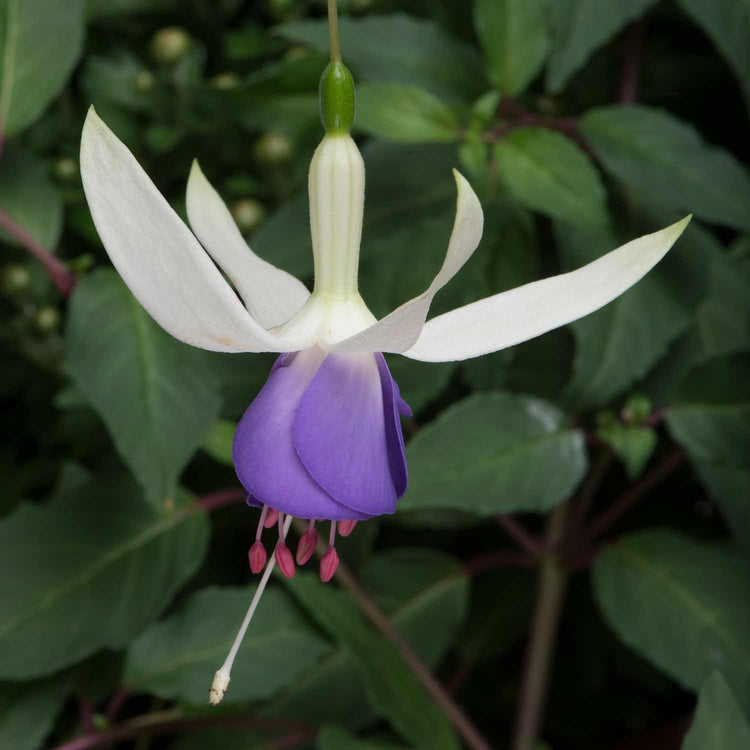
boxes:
[233,348,369,520]
[376,354,409,497]
[294,352,398,516]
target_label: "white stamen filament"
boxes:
[209,512,294,706]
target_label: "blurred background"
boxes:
[1,1,749,749]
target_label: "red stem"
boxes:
[619,21,645,105]
[496,515,543,557]
[197,488,246,512]
[583,450,686,543]
[51,715,314,750]
[0,208,76,296]
[463,550,536,577]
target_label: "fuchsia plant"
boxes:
[79,9,689,706]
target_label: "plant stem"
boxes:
[511,504,569,750]
[496,514,543,557]
[327,0,341,62]
[196,488,246,512]
[51,713,314,750]
[583,449,686,543]
[0,207,76,296]
[291,519,493,750]
[463,549,536,577]
[334,560,494,750]
[619,21,645,105]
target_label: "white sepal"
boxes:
[80,108,298,353]
[403,216,692,362]
[186,161,310,329]
[331,170,483,353]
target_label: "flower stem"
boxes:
[327,0,341,62]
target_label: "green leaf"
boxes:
[384,356,454,414]
[356,83,460,143]
[123,585,331,704]
[676,0,750,112]
[0,0,85,135]
[284,573,461,750]
[202,419,235,465]
[318,726,410,750]
[579,106,750,231]
[558,221,692,409]
[0,145,62,249]
[0,674,69,750]
[0,477,209,679]
[683,672,750,750]
[666,354,750,552]
[278,15,485,104]
[66,270,222,505]
[473,0,549,96]
[667,354,750,468]
[593,529,750,706]
[81,52,150,112]
[494,127,608,227]
[401,392,588,515]
[264,551,468,732]
[546,0,659,92]
[597,421,658,480]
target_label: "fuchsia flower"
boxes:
[80,63,688,702]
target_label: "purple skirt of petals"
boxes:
[233,347,411,521]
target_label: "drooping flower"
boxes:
[80,58,689,704]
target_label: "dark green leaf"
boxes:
[166,727,267,750]
[593,529,750,705]
[278,15,485,104]
[0,478,209,679]
[0,0,85,134]
[284,573,461,750]
[384,356,454,414]
[318,726,409,750]
[356,83,460,143]
[494,128,608,227]
[66,270,222,505]
[676,0,750,112]
[123,586,331,704]
[666,354,750,552]
[264,552,467,733]
[473,0,548,96]
[546,0,658,92]
[579,106,750,230]
[0,674,69,750]
[0,145,62,249]
[401,393,588,515]
[597,423,657,480]
[683,671,750,750]
[558,221,692,409]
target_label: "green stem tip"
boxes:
[319,61,355,134]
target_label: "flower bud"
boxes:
[132,70,155,93]
[211,72,240,90]
[254,132,294,166]
[1,264,31,296]
[231,199,266,234]
[53,157,78,182]
[35,306,61,333]
[151,27,191,65]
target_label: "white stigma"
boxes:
[209,513,294,706]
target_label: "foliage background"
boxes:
[1,0,750,749]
